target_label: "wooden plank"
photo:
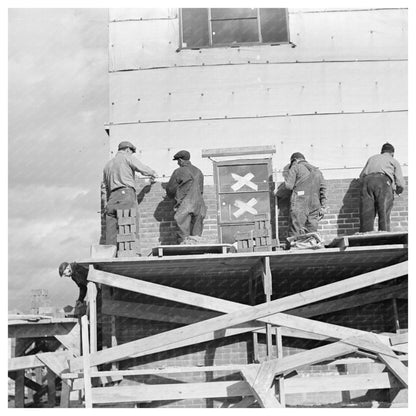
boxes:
[341,333,396,357]
[37,352,71,379]
[241,366,281,408]
[91,381,252,404]
[55,322,81,356]
[284,372,401,394]
[60,380,71,408]
[87,276,98,354]
[8,321,77,339]
[63,363,259,379]
[81,316,93,408]
[378,353,408,388]
[76,262,406,369]
[102,298,218,324]
[288,281,408,318]
[15,370,25,408]
[8,351,71,372]
[275,327,285,407]
[390,332,408,346]
[47,369,56,407]
[202,145,276,158]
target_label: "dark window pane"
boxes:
[182,8,209,48]
[211,8,257,19]
[212,19,259,44]
[260,8,289,43]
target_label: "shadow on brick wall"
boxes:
[152,184,178,245]
[335,179,361,237]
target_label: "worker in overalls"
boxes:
[284,152,327,238]
[166,150,207,244]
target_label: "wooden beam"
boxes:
[8,322,77,339]
[275,327,285,407]
[377,353,408,388]
[284,372,401,394]
[390,332,408,346]
[60,380,71,408]
[8,351,71,372]
[91,381,252,404]
[87,275,98,354]
[73,262,406,370]
[102,298,218,324]
[262,257,273,360]
[47,369,56,407]
[81,316,93,408]
[88,268,242,313]
[202,145,276,158]
[37,351,71,379]
[241,366,281,408]
[14,370,25,408]
[55,322,81,356]
[288,281,408,318]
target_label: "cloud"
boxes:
[8,9,109,311]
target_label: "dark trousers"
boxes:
[360,174,394,232]
[174,204,205,243]
[288,193,320,237]
[105,188,137,245]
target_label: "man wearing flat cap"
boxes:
[359,142,405,232]
[102,141,157,245]
[283,152,327,239]
[166,150,207,244]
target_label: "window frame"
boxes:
[179,8,290,50]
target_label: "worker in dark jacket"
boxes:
[284,152,327,237]
[58,262,88,317]
[102,141,157,245]
[359,142,405,232]
[166,150,207,244]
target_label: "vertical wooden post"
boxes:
[81,315,93,408]
[33,367,42,405]
[392,298,400,332]
[60,380,72,408]
[15,370,25,408]
[262,256,273,360]
[47,368,56,407]
[111,315,118,371]
[87,268,98,354]
[275,327,285,407]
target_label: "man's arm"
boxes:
[77,283,87,303]
[359,160,369,182]
[393,159,405,194]
[129,155,157,177]
[166,169,180,199]
[284,163,298,190]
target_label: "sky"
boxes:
[8,9,109,312]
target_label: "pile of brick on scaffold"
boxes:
[236,213,276,252]
[116,208,139,257]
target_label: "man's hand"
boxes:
[318,206,329,219]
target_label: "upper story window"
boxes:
[180,8,289,49]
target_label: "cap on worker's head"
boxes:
[290,152,305,162]
[381,142,395,154]
[173,150,191,161]
[118,141,136,153]
[58,262,69,277]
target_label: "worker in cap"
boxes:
[58,261,88,317]
[359,142,405,232]
[283,152,327,241]
[166,150,207,244]
[102,141,158,247]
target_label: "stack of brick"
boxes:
[117,208,139,257]
[235,213,276,252]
